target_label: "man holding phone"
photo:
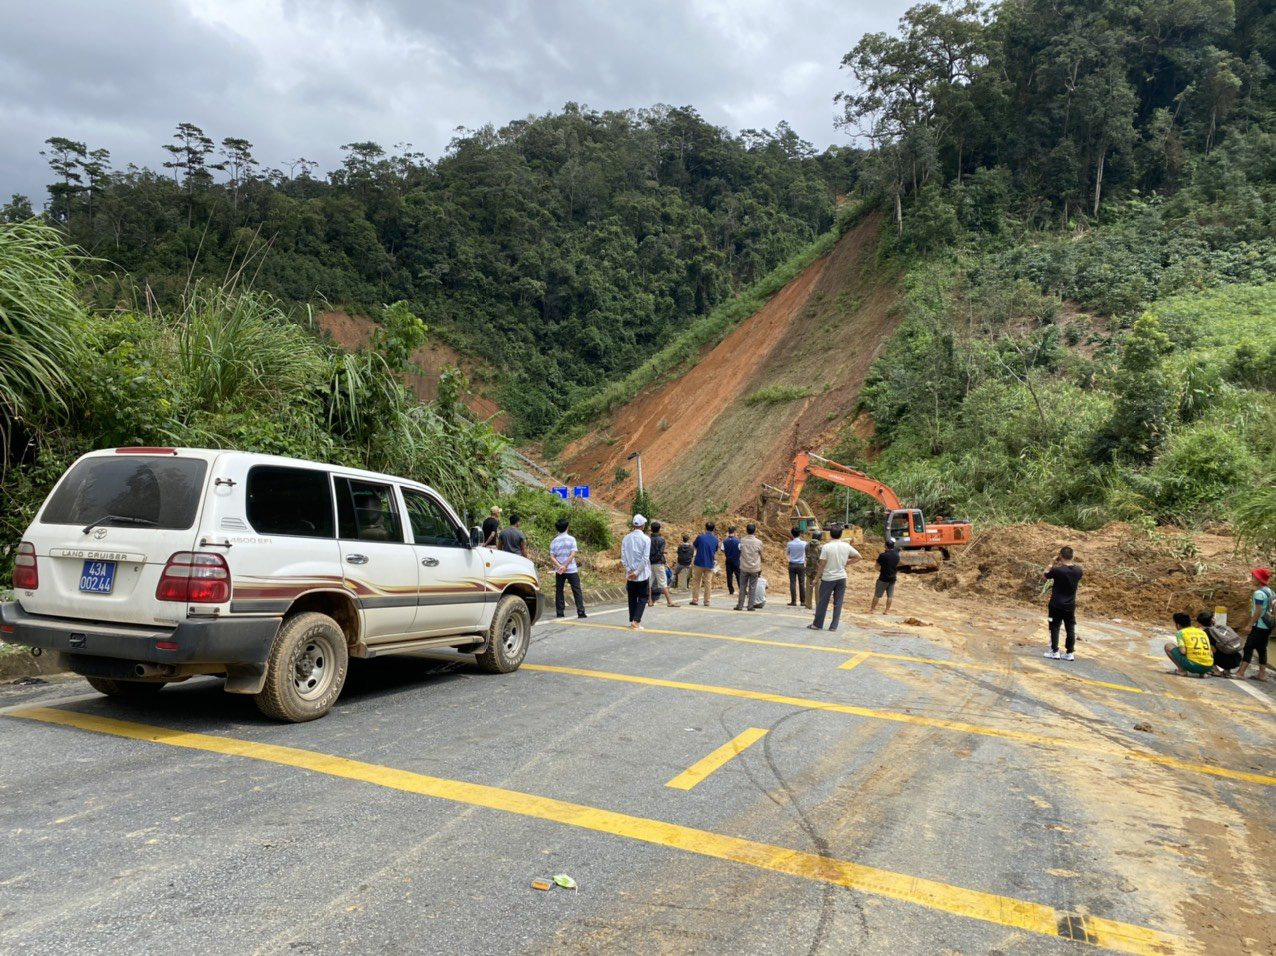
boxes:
[1043,546,1084,661]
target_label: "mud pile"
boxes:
[923,522,1256,625]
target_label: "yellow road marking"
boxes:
[6,707,1177,955]
[523,664,1276,787]
[666,728,768,790]
[562,620,1269,715]
[839,651,872,672]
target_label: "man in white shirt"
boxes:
[621,514,652,630]
[808,525,861,632]
[753,574,768,608]
[550,516,587,619]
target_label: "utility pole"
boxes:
[627,451,644,497]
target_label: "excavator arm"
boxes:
[786,451,903,513]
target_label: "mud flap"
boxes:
[224,664,267,695]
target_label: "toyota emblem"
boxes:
[93,527,108,540]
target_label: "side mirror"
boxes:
[469,526,483,547]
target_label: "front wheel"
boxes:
[86,677,165,697]
[476,595,531,673]
[255,612,349,722]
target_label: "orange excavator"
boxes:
[760,452,972,571]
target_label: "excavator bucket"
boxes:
[898,550,942,573]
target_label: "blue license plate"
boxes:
[80,560,117,594]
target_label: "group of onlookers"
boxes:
[1164,568,1272,681]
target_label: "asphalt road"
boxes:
[1,598,1273,955]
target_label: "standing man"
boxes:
[722,526,741,597]
[870,538,900,614]
[550,517,587,619]
[1234,567,1272,682]
[647,521,678,608]
[1042,546,1084,661]
[481,506,502,547]
[807,526,860,632]
[689,521,719,607]
[785,527,806,607]
[734,524,764,611]
[498,513,527,557]
[804,530,822,610]
[621,515,652,630]
[675,534,695,589]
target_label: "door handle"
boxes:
[345,554,369,565]
[421,557,440,567]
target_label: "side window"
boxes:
[403,490,464,548]
[334,478,404,543]
[889,512,910,537]
[246,466,335,538]
[912,510,926,533]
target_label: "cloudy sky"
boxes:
[2,0,911,205]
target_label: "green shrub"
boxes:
[499,487,612,553]
[1144,423,1257,521]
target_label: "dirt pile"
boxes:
[560,213,900,518]
[924,522,1256,624]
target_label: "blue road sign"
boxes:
[551,486,569,500]
[572,485,591,499]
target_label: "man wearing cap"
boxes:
[804,530,823,610]
[1235,567,1273,682]
[621,514,652,630]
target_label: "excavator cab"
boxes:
[887,509,925,545]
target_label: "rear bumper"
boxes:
[0,601,280,668]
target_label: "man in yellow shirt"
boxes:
[1164,612,1214,677]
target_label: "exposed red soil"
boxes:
[559,214,900,518]
[316,311,506,429]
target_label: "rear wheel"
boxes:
[254,612,348,722]
[476,595,531,673]
[85,677,165,697]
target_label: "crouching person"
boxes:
[1198,611,1242,677]
[1165,612,1213,678]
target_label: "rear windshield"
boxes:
[41,456,207,530]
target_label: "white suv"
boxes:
[1,448,541,721]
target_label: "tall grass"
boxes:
[0,221,84,422]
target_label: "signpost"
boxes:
[551,486,569,500]
[572,486,590,499]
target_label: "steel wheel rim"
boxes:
[501,612,527,657]
[293,631,337,700]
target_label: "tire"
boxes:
[85,677,165,697]
[475,594,531,674]
[254,612,349,722]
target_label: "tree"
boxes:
[41,137,86,223]
[162,122,222,223]
[219,137,258,209]
[1,195,34,223]
[80,147,111,223]
[1107,314,1173,463]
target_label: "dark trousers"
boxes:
[1243,626,1270,665]
[555,572,585,617]
[812,579,847,630]
[1049,606,1076,653]
[725,559,740,595]
[735,570,760,610]
[627,580,650,624]
[788,563,807,605]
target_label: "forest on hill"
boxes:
[11,107,853,436]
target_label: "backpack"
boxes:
[1261,587,1276,629]
[1209,623,1243,655]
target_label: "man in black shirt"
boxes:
[647,521,678,608]
[481,506,501,547]
[1043,546,1084,661]
[870,538,901,613]
[674,534,695,590]
[498,513,527,557]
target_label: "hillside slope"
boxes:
[560,214,899,517]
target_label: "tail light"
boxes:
[156,552,231,604]
[13,542,38,590]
